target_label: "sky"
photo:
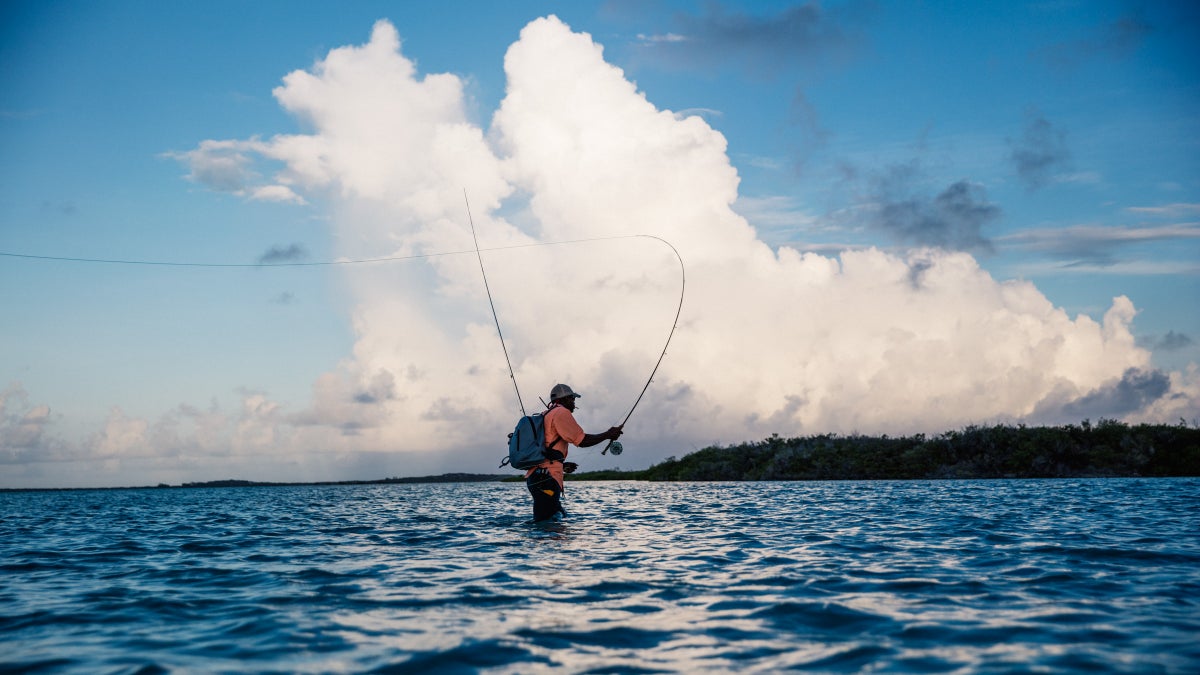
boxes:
[1,1,1198,489]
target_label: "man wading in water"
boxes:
[527,383,623,522]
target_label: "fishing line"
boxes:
[600,234,684,456]
[0,237,658,268]
[455,194,685,459]
[5,217,687,454]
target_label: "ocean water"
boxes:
[2,479,1198,674]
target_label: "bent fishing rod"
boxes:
[601,234,684,456]
[462,191,686,458]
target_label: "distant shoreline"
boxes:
[0,473,512,493]
[5,420,1197,492]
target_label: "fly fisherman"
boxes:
[526,383,623,522]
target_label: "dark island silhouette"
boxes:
[573,419,1199,481]
[5,420,1195,491]
[178,419,1200,487]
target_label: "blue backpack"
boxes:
[500,413,548,470]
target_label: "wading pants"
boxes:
[526,466,565,522]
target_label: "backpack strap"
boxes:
[543,404,565,461]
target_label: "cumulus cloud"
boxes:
[0,388,439,487]
[170,139,261,193]
[1128,365,1200,426]
[89,407,149,457]
[18,15,1193,485]
[0,384,59,463]
[237,15,1182,456]
[168,139,305,204]
[1033,367,1172,423]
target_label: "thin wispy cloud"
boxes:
[1009,111,1070,191]
[731,194,820,247]
[1125,203,1200,218]
[636,32,686,44]
[40,200,77,216]
[1053,171,1102,186]
[634,1,866,76]
[1000,223,1200,266]
[167,140,304,204]
[865,163,999,253]
[251,185,306,204]
[256,243,308,264]
[672,107,723,120]
[1037,12,1152,68]
[1138,331,1194,353]
[0,108,44,120]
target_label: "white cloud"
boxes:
[637,32,688,44]
[17,15,1193,485]
[250,185,306,204]
[1053,170,1102,185]
[732,195,818,230]
[1128,364,1200,425]
[1125,203,1200,218]
[168,138,307,204]
[267,14,1185,451]
[90,407,148,457]
[193,16,1195,455]
[169,138,263,193]
[0,384,56,461]
[998,222,1200,268]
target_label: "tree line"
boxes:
[572,419,1200,481]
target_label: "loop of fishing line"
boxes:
[459,192,685,458]
[5,208,687,458]
[0,237,659,268]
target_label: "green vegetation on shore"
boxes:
[571,420,1200,481]
[7,421,1196,491]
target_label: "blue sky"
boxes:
[2,1,1198,488]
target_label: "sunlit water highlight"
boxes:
[2,479,1198,673]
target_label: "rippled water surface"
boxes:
[2,479,1198,673]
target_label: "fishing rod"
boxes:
[464,190,526,417]
[459,193,685,458]
[601,234,685,456]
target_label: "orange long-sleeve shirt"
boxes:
[524,404,584,487]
